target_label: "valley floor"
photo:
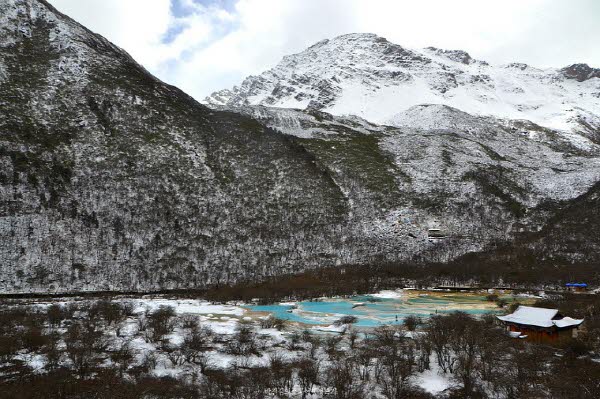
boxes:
[1,290,599,398]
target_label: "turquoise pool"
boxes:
[246,292,500,327]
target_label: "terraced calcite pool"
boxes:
[246,290,505,327]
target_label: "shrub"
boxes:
[227,324,258,356]
[334,315,357,326]
[147,306,177,342]
[180,314,199,330]
[496,298,508,308]
[297,358,319,398]
[403,315,421,331]
[46,304,67,328]
[486,294,499,302]
[325,359,363,399]
[259,316,287,331]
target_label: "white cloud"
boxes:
[49,0,172,69]
[48,0,600,101]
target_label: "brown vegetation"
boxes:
[1,291,600,398]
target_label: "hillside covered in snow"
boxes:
[206,33,600,150]
[206,33,600,276]
[2,1,600,295]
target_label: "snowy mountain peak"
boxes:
[206,34,600,146]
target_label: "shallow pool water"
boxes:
[246,292,501,327]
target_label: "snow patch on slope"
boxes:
[387,104,484,131]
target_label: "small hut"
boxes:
[565,283,588,293]
[497,306,583,343]
[427,228,446,241]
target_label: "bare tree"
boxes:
[227,324,258,356]
[64,321,109,378]
[403,315,421,332]
[347,327,359,349]
[325,358,364,399]
[297,358,320,399]
[46,304,67,328]
[147,305,177,343]
[109,340,134,378]
[379,339,417,399]
[425,315,456,373]
[44,331,63,371]
[269,353,293,396]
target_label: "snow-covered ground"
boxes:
[124,296,460,394]
[11,294,489,395]
[415,355,454,394]
[370,289,405,299]
[133,298,245,317]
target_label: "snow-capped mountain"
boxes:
[205,34,600,276]
[2,1,600,295]
[206,33,600,149]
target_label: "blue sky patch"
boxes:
[162,23,187,44]
[170,0,237,17]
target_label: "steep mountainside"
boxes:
[442,180,600,284]
[215,105,600,261]
[0,0,359,293]
[2,2,600,294]
[206,33,600,150]
[206,34,600,271]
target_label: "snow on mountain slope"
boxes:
[224,104,600,203]
[203,32,600,271]
[216,102,600,268]
[210,104,387,139]
[206,33,600,148]
[0,0,357,293]
[3,0,600,295]
[387,104,490,132]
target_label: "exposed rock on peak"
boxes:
[561,63,600,82]
[425,47,474,64]
[386,104,483,131]
[504,63,530,71]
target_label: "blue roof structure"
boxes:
[565,283,588,287]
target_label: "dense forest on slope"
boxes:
[1,0,599,295]
[0,0,354,293]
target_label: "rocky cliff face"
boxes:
[2,2,600,294]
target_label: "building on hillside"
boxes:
[497,306,584,343]
[565,282,588,292]
[427,228,447,241]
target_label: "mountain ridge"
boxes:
[206,33,600,149]
[2,2,600,294]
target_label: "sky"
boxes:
[48,0,600,102]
